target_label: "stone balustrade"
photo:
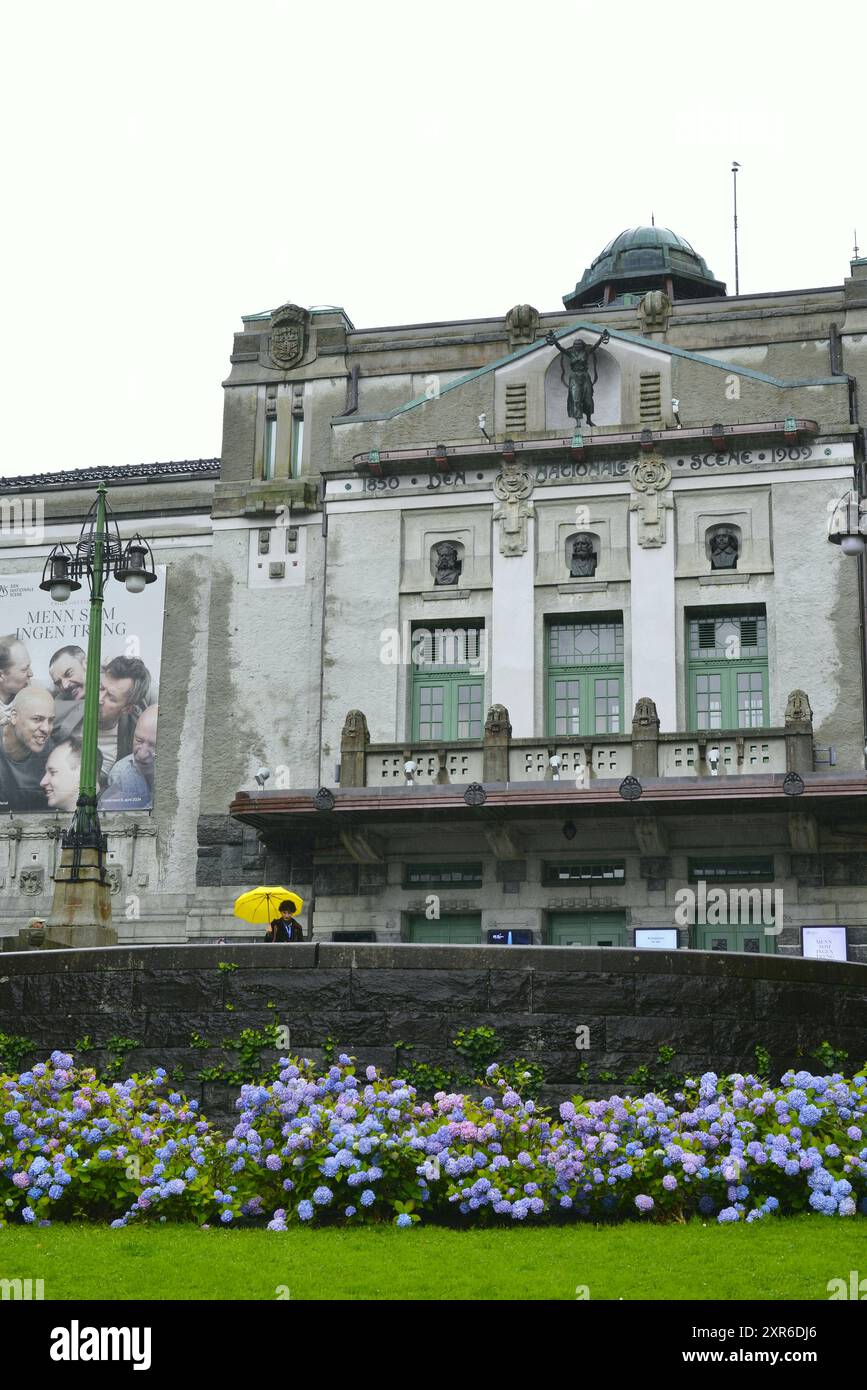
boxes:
[340,695,812,787]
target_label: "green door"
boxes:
[408,913,482,944]
[695,925,776,954]
[549,912,627,947]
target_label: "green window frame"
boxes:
[687,611,768,730]
[688,858,775,883]
[543,862,626,884]
[546,618,624,736]
[404,863,483,888]
[411,623,485,740]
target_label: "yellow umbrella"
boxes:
[233,887,304,926]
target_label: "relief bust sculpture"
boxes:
[434,542,462,586]
[569,534,597,577]
[709,528,739,570]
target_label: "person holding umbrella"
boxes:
[266,897,304,943]
[233,886,306,942]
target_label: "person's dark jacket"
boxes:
[266,917,303,942]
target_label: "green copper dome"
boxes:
[563,225,727,310]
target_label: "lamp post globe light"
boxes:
[827,490,867,557]
[40,482,156,949]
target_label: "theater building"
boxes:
[2,226,867,957]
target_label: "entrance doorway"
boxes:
[694,924,776,954]
[548,912,628,947]
[407,913,482,944]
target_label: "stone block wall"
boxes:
[2,944,866,1123]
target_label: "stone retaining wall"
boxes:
[2,944,865,1124]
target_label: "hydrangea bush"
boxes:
[3,1051,867,1229]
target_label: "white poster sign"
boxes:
[802,926,848,962]
[635,928,679,950]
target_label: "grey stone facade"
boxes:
[2,233,867,952]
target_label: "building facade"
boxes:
[3,227,867,957]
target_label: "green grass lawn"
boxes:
[1,1218,863,1300]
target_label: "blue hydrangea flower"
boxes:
[396,1213,412,1228]
[297,1200,314,1221]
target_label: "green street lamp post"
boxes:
[39,482,156,948]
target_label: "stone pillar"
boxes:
[631,697,660,779]
[483,703,512,782]
[492,458,535,735]
[784,689,814,774]
[340,710,370,787]
[629,457,676,730]
[45,847,116,949]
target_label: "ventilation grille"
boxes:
[639,372,662,422]
[505,383,528,432]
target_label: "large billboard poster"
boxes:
[0,568,166,814]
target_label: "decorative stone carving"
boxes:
[569,534,597,576]
[505,303,541,349]
[19,868,44,896]
[785,690,813,727]
[629,454,673,548]
[313,787,336,812]
[783,772,806,797]
[633,697,660,730]
[433,541,462,586]
[709,527,739,570]
[463,783,487,806]
[485,704,512,738]
[493,459,535,556]
[105,866,123,895]
[269,303,309,369]
[638,289,672,334]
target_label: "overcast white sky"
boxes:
[1,0,864,478]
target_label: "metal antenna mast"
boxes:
[732,161,741,295]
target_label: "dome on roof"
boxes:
[563,225,726,310]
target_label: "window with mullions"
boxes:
[543,862,626,884]
[410,623,485,740]
[687,610,768,730]
[688,858,775,883]
[404,863,483,888]
[546,618,624,736]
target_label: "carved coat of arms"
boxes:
[269,303,309,369]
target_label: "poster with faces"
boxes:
[0,569,165,814]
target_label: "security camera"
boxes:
[404,760,418,786]
[549,754,562,781]
[255,767,271,788]
[706,748,720,776]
